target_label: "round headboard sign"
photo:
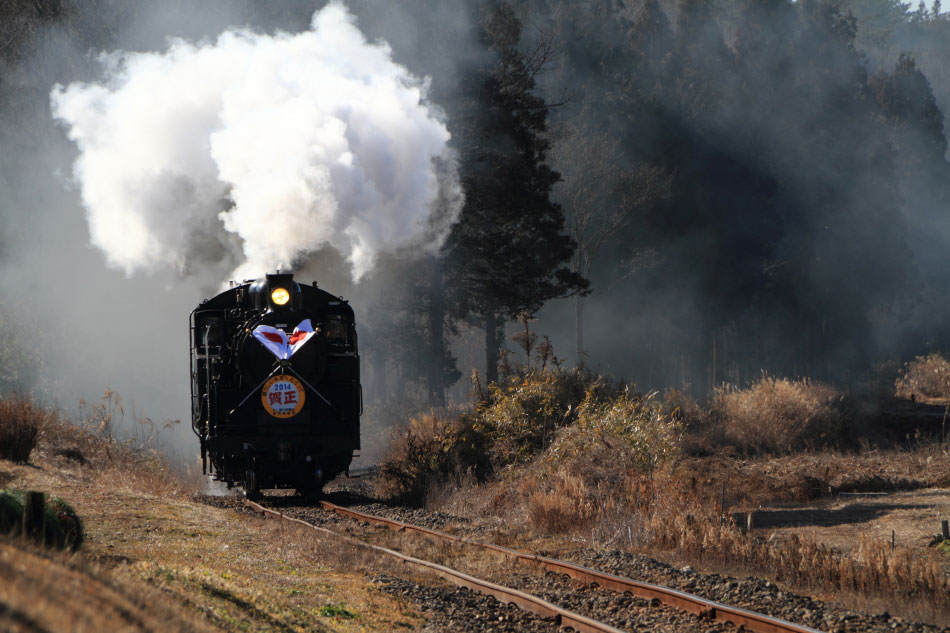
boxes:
[261,375,305,418]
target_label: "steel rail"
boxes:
[319,500,825,633]
[243,499,627,633]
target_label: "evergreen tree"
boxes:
[444,2,586,384]
[360,256,461,407]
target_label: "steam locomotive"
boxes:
[190,272,360,498]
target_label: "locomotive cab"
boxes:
[190,273,361,498]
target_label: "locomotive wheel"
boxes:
[244,469,261,500]
[296,476,323,501]
[296,484,323,501]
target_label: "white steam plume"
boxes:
[50,2,461,283]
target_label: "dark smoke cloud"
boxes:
[525,0,950,393]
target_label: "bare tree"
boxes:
[551,116,670,364]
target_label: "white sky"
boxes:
[915,0,942,11]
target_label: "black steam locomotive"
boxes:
[190,272,360,498]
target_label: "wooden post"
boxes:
[720,482,725,528]
[942,520,949,541]
[747,512,754,533]
[711,335,716,392]
[891,530,895,552]
[22,491,45,543]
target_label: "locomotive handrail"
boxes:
[203,324,214,438]
[188,313,199,439]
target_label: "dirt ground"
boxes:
[749,488,950,562]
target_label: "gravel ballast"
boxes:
[204,476,950,633]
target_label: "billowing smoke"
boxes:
[50,1,460,284]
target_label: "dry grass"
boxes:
[517,389,681,538]
[0,537,218,633]
[379,370,864,508]
[704,376,851,455]
[546,389,682,474]
[0,396,431,631]
[525,473,596,533]
[477,367,608,464]
[378,369,630,505]
[399,359,950,624]
[663,388,703,424]
[895,353,950,400]
[0,434,425,632]
[0,395,54,462]
[380,370,867,514]
[645,496,950,618]
[451,466,949,623]
[115,504,425,633]
[377,413,456,504]
[677,444,950,507]
[0,482,423,633]
[33,391,199,498]
[508,443,950,540]
[428,439,950,624]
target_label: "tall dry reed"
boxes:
[707,376,850,454]
[0,396,52,462]
[895,353,950,400]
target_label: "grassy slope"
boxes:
[0,451,423,632]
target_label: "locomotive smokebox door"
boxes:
[190,272,361,499]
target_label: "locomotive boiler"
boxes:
[190,272,360,498]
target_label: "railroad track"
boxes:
[243,497,825,633]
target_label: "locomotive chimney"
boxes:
[249,273,300,312]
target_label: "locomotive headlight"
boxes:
[271,287,290,306]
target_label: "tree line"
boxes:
[362,0,950,404]
[3,0,950,405]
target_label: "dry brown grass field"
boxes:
[0,396,424,633]
[380,364,950,626]
[424,444,950,625]
[5,355,950,631]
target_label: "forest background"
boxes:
[2,0,950,455]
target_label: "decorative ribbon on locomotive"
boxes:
[190,272,361,498]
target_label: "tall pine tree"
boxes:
[444,2,586,384]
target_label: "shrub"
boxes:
[707,376,850,455]
[476,367,611,465]
[0,396,50,462]
[377,367,610,504]
[68,391,194,496]
[895,353,950,400]
[547,389,682,475]
[0,490,21,535]
[663,389,703,427]
[0,393,192,497]
[377,414,452,504]
[518,390,681,536]
[377,413,493,505]
[48,496,84,550]
[0,490,84,550]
